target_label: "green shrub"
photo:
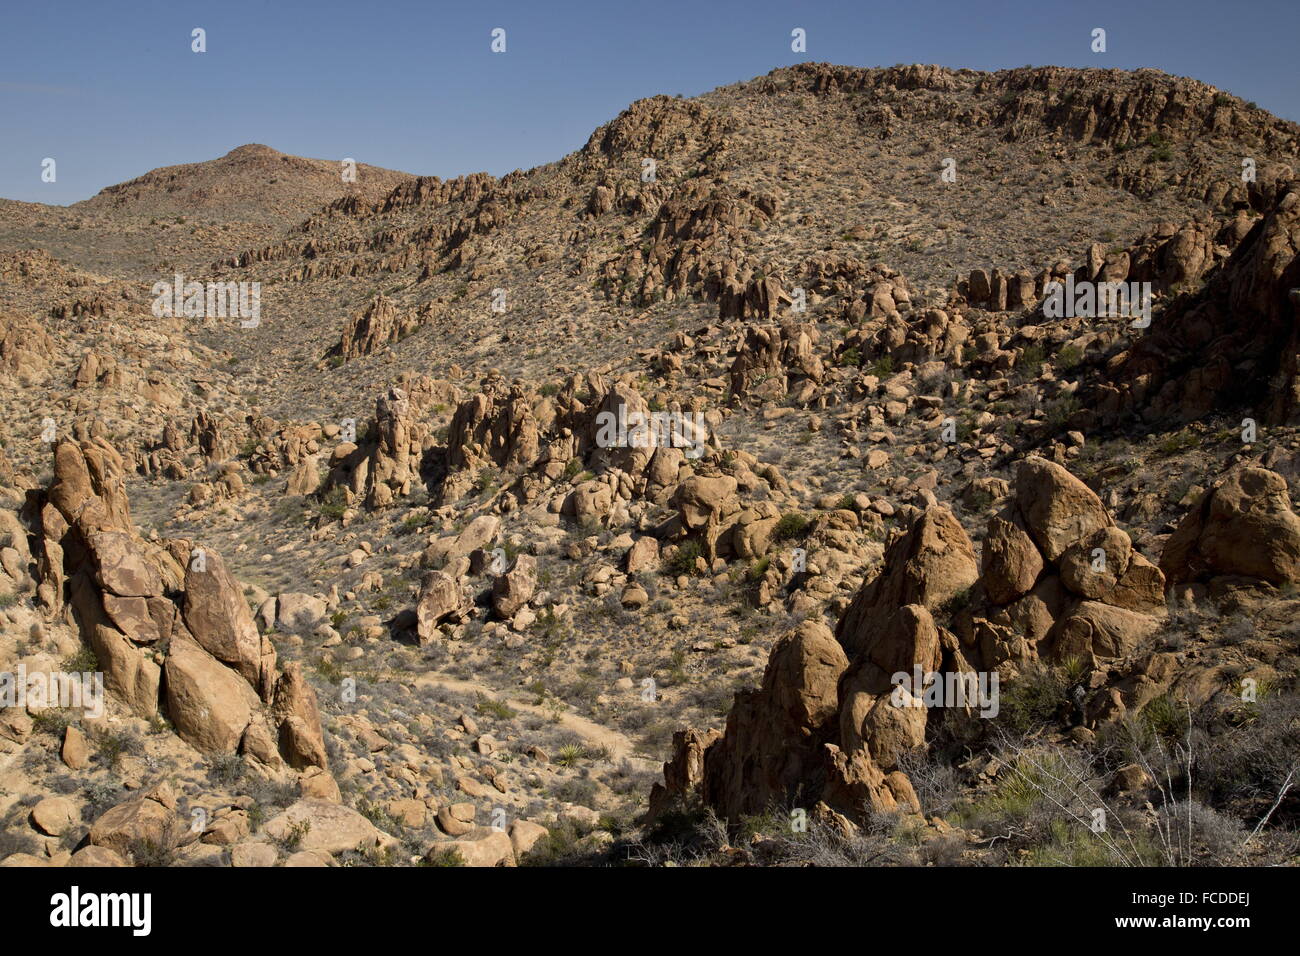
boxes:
[95,728,144,771]
[475,695,517,720]
[774,513,810,541]
[316,485,349,520]
[62,646,99,673]
[1056,344,1083,369]
[555,743,589,768]
[663,540,705,577]
[1141,693,1190,739]
[1045,396,1079,431]
[998,663,1068,735]
[1017,344,1046,379]
[868,356,894,377]
[423,847,465,867]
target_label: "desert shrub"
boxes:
[553,776,599,808]
[773,513,810,541]
[1044,396,1079,431]
[475,695,517,720]
[757,816,915,867]
[1146,133,1173,162]
[31,709,74,737]
[519,817,602,866]
[209,753,245,786]
[1220,615,1255,646]
[62,645,99,673]
[1016,344,1046,379]
[1197,684,1300,812]
[898,747,960,815]
[963,487,995,513]
[241,776,302,815]
[997,663,1069,736]
[1056,343,1083,369]
[474,467,498,495]
[1164,800,1246,865]
[0,827,39,859]
[939,586,973,616]
[1020,815,1154,866]
[94,728,144,771]
[1157,429,1199,456]
[663,540,704,577]
[1141,693,1191,740]
[317,484,349,520]
[81,781,126,820]
[685,682,734,719]
[130,835,177,867]
[554,743,589,768]
[868,356,894,377]
[275,820,312,851]
[422,847,465,867]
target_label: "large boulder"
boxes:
[699,621,848,823]
[438,828,516,867]
[836,507,978,658]
[423,514,501,566]
[981,515,1043,605]
[1049,601,1164,661]
[491,554,537,619]
[1161,466,1300,585]
[164,633,258,754]
[671,475,739,531]
[1015,457,1112,562]
[275,592,328,631]
[263,800,396,856]
[30,796,78,836]
[69,574,161,717]
[88,532,162,597]
[88,785,177,859]
[415,570,463,643]
[838,605,939,769]
[184,549,271,695]
[272,662,329,770]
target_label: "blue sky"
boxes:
[2,0,1297,204]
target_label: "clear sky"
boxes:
[3,0,1298,205]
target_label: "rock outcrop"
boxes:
[968,457,1166,668]
[1161,466,1300,587]
[25,439,329,772]
[1091,180,1300,425]
[654,457,1168,829]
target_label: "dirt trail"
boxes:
[410,671,653,766]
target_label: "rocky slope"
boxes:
[0,63,1298,868]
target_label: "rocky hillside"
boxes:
[73,144,413,222]
[0,145,413,278]
[0,63,1298,869]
